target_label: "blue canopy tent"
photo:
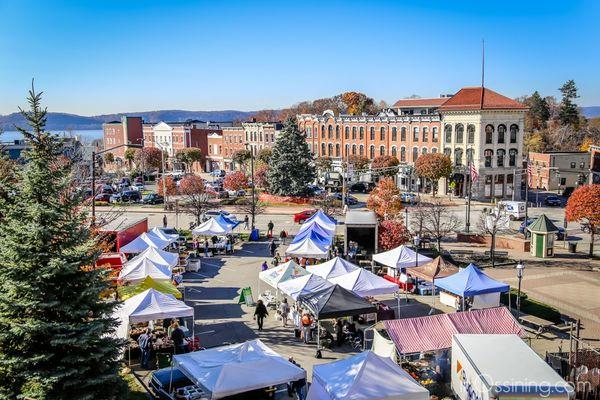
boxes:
[290,228,332,248]
[298,219,335,237]
[306,209,337,224]
[304,210,337,231]
[434,263,510,310]
[214,214,240,230]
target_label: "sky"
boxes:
[0,0,599,115]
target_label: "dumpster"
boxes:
[568,242,577,253]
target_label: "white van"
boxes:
[497,201,526,220]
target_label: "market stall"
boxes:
[285,234,330,259]
[118,257,173,283]
[290,228,332,249]
[148,227,180,245]
[297,218,335,237]
[192,217,233,236]
[130,246,179,268]
[329,268,399,298]
[307,350,429,400]
[344,210,378,257]
[172,339,306,399]
[434,263,509,310]
[304,209,337,232]
[307,256,359,280]
[408,256,459,307]
[120,232,171,254]
[258,260,309,300]
[373,245,432,290]
[118,276,182,300]
[277,273,333,300]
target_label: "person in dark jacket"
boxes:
[269,240,277,257]
[254,299,269,331]
[170,322,187,354]
[138,328,154,369]
[335,319,345,347]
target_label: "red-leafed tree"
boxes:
[223,171,249,191]
[371,155,400,177]
[378,219,411,250]
[566,184,600,256]
[134,147,165,172]
[367,177,403,220]
[254,164,270,191]
[414,153,452,196]
[156,176,177,196]
[179,175,214,224]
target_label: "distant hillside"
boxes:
[582,106,600,119]
[0,110,258,131]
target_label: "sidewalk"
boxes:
[94,204,311,215]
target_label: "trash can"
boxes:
[249,228,260,241]
[568,242,577,253]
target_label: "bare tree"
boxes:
[477,205,511,268]
[311,194,342,216]
[235,197,266,222]
[422,200,461,252]
[178,175,215,226]
[409,202,428,238]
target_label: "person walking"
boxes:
[269,239,277,257]
[279,230,287,245]
[267,220,274,238]
[170,322,187,354]
[163,214,168,228]
[279,298,290,327]
[334,319,345,347]
[254,299,269,331]
[193,238,200,257]
[204,239,209,257]
[243,214,249,230]
[137,328,154,369]
[301,313,312,344]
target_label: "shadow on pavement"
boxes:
[193,321,258,348]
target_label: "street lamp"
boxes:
[516,261,525,317]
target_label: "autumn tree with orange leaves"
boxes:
[414,153,452,196]
[156,175,178,197]
[367,177,403,220]
[566,184,600,256]
[378,219,411,250]
[341,92,377,115]
[223,171,249,192]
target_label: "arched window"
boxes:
[432,148,438,154]
[466,148,474,164]
[432,127,438,142]
[391,146,397,157]
[259,133,263,141]
[467,124,475,144]
[485,125,494,144]
[455,124,464,144]
[380,127,386,141]
[369,127,375,140]
[401,127,407,141]
[321,125,326,139]
[321,143,326,156]
[444,125,452,142]
[498,124,506,144]
[510,124,518,143]
[352,127,357,140]
[359,145,364,156]
[352,144,357,155]
[497,149,505,166]
[369,145,375,159]
[413,127,419,141]
[454,148,463,166]
[345,126,350,140]
[422,147,428,155]
[379,145,385,156]
[412,147,419,162]
[359,126,364,140]
[484,149,493,167]
[443,148,451,157]
[400,146,406,162]
[391,127,397,141]
[509,149,518,167]
[335,144,340,157]
[335,125,340,139]
[306,127,312,138]
[328,125,333,139]
[345,144,350,157]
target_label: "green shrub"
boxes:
[500,289,562,323]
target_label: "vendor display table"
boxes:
[439,291,459,308]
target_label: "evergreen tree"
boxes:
[267,117,316,196]
[527,91,550,130]
[558,80,580,127]
[0,86,127,399]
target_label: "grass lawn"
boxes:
[123,372,149,400]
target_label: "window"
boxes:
[509,149,518,167]
[560,177,566,186]
[413,127,419,141]
[335,144,340,157]
[259,133,263,141]
[444,125,452,143]
[510,124,518,143]
[321,143,326,156]
[392,127,397,141]
[485,125,494,144]
[467,124,475,144]
[370,127,375,140]
[432,127,438,142]
[335,125,340,139]
[345,127,350,140]
[497,149,506,167]
[328,125,333,139]
[422,147,428,155]
[352,127,357,140]
[570,162,576,168]
[379,145,385,156]
[580,162,585,169]
[484,149,493,167]
[455,148,463,166]
[345,144,350,157]
[401,127,407,141]
[380,127,385,141]
[321,125,325,139]
[391,146,397,157]
[444,148,451,157]
[432,148,438,153]
[498,124,506,144]
[400,146,406,162]
[412,147,419,162]
[352,144,357,155]
[455,124,464,144]
[369,145,375,159]
[359,145,364,156]
[422,127,428,142]
[359,127,364,140]
[466,148,474,164]
[306,127,311,138]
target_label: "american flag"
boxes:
[469,162,479,183]
[527,163,533,187]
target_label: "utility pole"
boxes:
[524,157,530,229]
[246,144,256,231]
[91,150,96,223]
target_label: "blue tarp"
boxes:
[290,228,332,248]
[434,263,509,297]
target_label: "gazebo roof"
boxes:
[408,256,459,282]
[527,214,559,233]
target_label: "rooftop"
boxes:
[439,87,528,111]
[392,97,449,108]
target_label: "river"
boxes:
[1,129,103,143]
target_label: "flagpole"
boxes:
[466,161,472,233]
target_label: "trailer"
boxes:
[451,334,574,400]
[98,215,148,252]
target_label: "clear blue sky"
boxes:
[1,0,598,115]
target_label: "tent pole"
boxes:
[317,321,320,351]
[508,289,512,312]
[461,296,465,312]
[397,291,401,319]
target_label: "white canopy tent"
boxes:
[329,268,399,297]
[113,288,194,339]
[120,232,171,254]
[192,217,232,236]
[285,235,329,258]
[307,257,360,280]
[128,246,179,268]
[173,339,306,399]
[307,351,429,400]
[277,273,333,300]
[148,227,179,245]
[118,257,173,284]
[372,245,432,277]
[259,260,309,290]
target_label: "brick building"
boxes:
[102,116,143,159]
[528,151,589,192]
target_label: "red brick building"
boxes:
[102,116,143,159]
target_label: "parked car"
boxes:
[142,193,164,205]
[349,182,373,193]
[497,200,526,220]
[110,190,141,203]
[294,209,316,224]
[118,178,131,189]
[544,195,562,206]
[328,193,358,205]
[307,185,326,196]
[94,193,112,202]
[210,169,226,177]
[134,176,143,184]
[580,222,600,234]
[100,184,115,194]
[132,182,145,191]
[400,192,418,204]
[226,189,246,197]
[520,218,565,240]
